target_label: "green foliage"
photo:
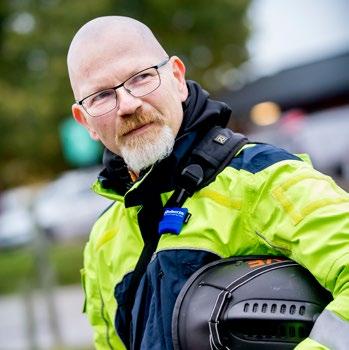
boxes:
[50,239,85,286]
[0,0,250,189]
[0,246,36,294]
[0,239,84,295]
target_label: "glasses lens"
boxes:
[125,67,161,97]
[83,89,117,117]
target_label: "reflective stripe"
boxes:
[310,309,349,349]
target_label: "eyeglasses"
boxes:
[77,57,170,117]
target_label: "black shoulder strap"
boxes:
[166,126,248,207]
[120,127,248,348]
[121,194,164,349]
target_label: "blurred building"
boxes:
[220,52,349,187]
[221,51,349,129]
[218,0,349,188]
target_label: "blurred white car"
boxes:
[0,167,112,247]
[0,186,36,249]
[34,167,112,240]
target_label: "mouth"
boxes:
[122,122,155,137]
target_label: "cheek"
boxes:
[167,93,184,126]
[156,93,183,134]
[91,116,116,140]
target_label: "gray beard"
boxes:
[120,125,175,173]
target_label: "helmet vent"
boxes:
[298,325,306,338]
[230,320,313,343]
[271,303,277,313]
[280,304,286,313]
[228,301,317,343]
[242,302,307,316]
[299,305,306,315]
[261,303,267,313]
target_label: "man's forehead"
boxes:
[69,17,166,68]
[68,17,167,98]
[72,47,162,99]
[71,30,159,73]
[76,39,159,76]
[70,18,163,58]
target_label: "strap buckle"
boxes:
[173,164,203,207]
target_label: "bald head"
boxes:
[67,16,167,99]
[67,16,188,166]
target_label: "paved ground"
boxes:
[0,285,93,350]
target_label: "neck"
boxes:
[128,169,139,182]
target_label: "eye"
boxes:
[128,69,156,86]
[94,90,114,101]
[132,73,151,83]
[89,89,114,105]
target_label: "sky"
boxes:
[247,0,349,77]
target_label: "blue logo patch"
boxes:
[158,208,190,235]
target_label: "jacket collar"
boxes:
[95,80,231,206]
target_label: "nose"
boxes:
[116,88,142,116]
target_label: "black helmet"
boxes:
[172,256,332,350]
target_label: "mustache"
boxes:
[118,110,164,136]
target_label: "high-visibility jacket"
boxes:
[81,142,349,350]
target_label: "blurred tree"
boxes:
[0,0,250,189]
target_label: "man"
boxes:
[67,16,349,350]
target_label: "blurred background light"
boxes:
[250,101,281,126]
[27,49,48,72]
[191,45,213,68]
[9,12,36,34]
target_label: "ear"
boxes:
[170,56,188,102]
[71,104,100,141]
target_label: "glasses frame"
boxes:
[76,57,170,117]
